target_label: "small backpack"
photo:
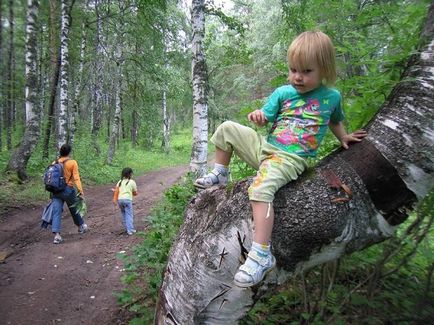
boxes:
[43,159,69,193]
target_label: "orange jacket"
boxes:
[57,157,84,195]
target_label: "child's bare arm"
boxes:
[329,121,367,149]
[248,109,268,127]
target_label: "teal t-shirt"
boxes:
[261,85,344,157]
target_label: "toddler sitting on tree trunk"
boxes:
[194,31,367,287]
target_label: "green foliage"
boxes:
[115,174,197,323]
[229,155,256,181]
[71,194,87,217]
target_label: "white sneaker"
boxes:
[78,223,88,234]
[194,171,228,189]
[127,229,137,235]
[234,250,276,287]
[53,233,63,244]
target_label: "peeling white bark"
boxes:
[58,0,70,148]
[190,0,208,176]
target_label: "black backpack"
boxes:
[43,159,69,193]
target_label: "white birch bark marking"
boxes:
[70,19,87,145]
[58,0,70,148]
[190,0,208,176]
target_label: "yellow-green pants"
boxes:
[211,121,308,202]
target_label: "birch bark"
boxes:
[70,19,87,146]
[131,43,140,146]
[190,0,208,176]
[155,4,434,323]
[57,0,71,148]
[6,0,40,180]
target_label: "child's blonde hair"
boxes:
[287,31,336,86]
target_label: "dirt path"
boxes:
[0,165,188,325]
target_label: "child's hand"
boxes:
[340,129,368,149]
[248,109,268,127]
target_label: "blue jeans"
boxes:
[118,199,135,233]
[51,186,84,233]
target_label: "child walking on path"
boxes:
[113,168,138,235]
[194,31,367,287]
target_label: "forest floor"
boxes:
[0,165,188,325]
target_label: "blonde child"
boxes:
[194,31,367,287]
[113,167,138,235]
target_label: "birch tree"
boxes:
[162,87,170,152]
[57,0,73,148]
[155,4,434,323]
[5,0,15,150]
[70,17,87,146]
[0,0,3,151]
[190,0,208,176]
[42,0,60,158]
[6,0,40,180]
[162,38,170,153]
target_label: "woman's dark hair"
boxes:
[119,167,133,186]
[59,144,72,157]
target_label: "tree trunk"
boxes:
[106,64,122,165]
[190,0,208,176]
[131,108,138,146]
[6,0,40,180]
[42,0,60,158]
[0,0,4,151]
[69,19,87,146]
[106,0,125,164]
[130,45,139,147]
[91,0,103,155]
[57,0,72,148]
[162,88,170,153]
[155,4,434,324]
[5,0,15,150]
[37,19,47,131]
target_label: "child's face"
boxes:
[288,62,322,94]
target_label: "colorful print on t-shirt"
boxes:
[261,85,344,157]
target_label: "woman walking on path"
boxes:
[51,144,88,244]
